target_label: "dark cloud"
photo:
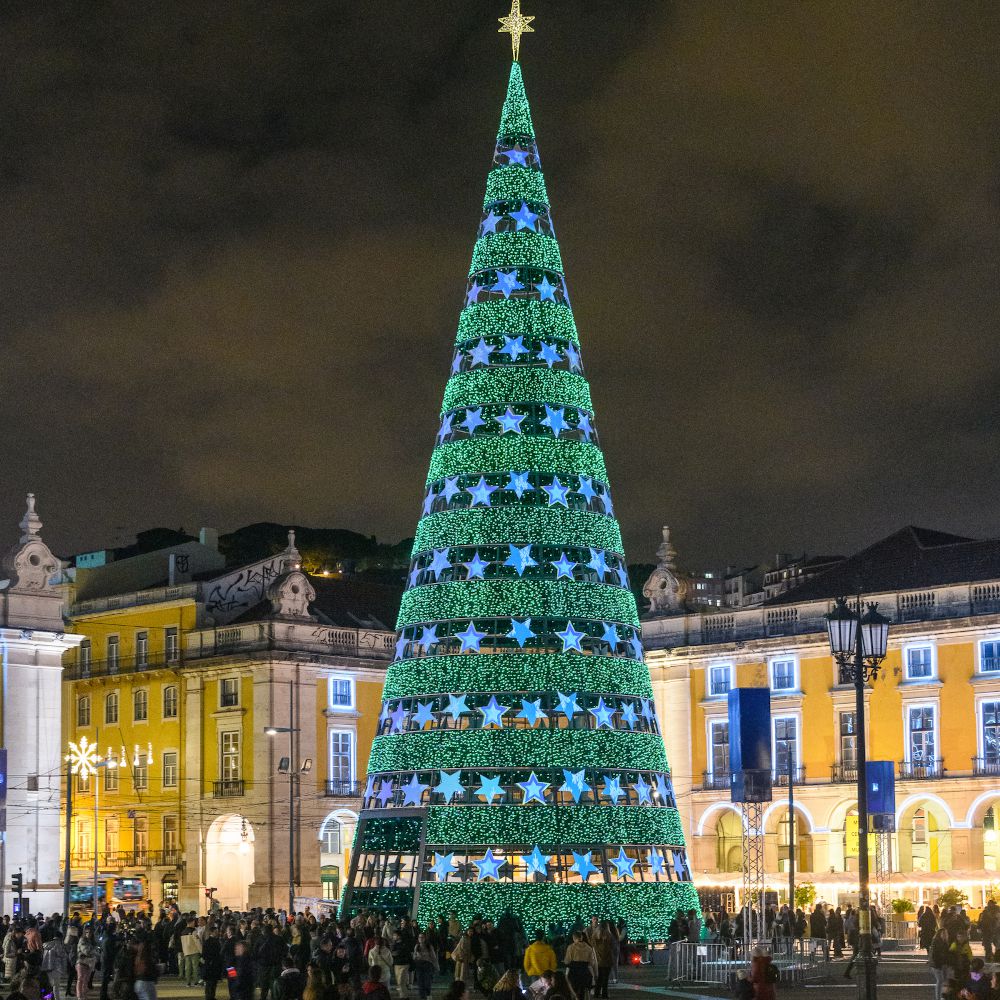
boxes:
[2,1,1000,570]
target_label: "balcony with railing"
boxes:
[831,763,859,783]
[70,849,184,870]
[772,766,806,787]
[325,779,364,797]
[66,651,182,680]
[212,779,245,798]
[973,756,1000,777]
[898,758,944,780]
[701,770,731,791]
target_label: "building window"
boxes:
[321,866,340,901]
[134,816,148,863]
[105,692,119,725]
[133,689,148,722]
[77,696,91,728]
[105,817,119,858]
[982,702,1000,766]
[708,664,732,697]
[79,639,92,676]
[220,678,239,708]
[983,641,1000,674]
[220,732,241,781]
[908,705,936,765]
[912,807,927,844]
[133,762,148,791]
[163,685,178,719]
[322,823,342,855]
[136,631,148,668]
[162,751,178,788]
[76,819,89,857]
[906,646,933,680]
[163,815,179,854]
[104,766,118,792]
[709,720,730,776]
[329,675,354,709]
[165,627,180,663]
[329,731,354,784]
[774,717,798,777]
[77,771,90,793]
[770,658,796,692]
[840,711,858,770]
[107,636,120,674]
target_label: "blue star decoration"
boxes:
[577,475,599,503]
[506,470,532,498]
[390,703,408,733]
[610,848,638,881]
[505,543,538,577]
[435,770,464,803]
[615,564,630,588]
[522,845,552,878]
[476,774,505,804]
[647,849,667,877]
[436,412,454,444]
[503,146,530,166]
[473,848,505,881]
[619,702,638,730]
[461,407,486,435]
[576,412,594,439]
[463,551,489,580]
[571,851,599,882]
[412,701,436,729]
[376,779,395,807]
[544,476,570,508]
[427,548,452,581]
[394,634,408,661]
[536,341,562,367]
[565,342,582,371]
[493,269,525,298]
[450,351,463,375]
[499,334,529,360]
[551,551,577,580]
[517,698,546,727]
[517,772,550,805]
[401,773,429,806]
[421,492,434,517]
[630,633,645,660]
[535,276,558,302]
[601,621,620,649]
[602,774,625,804]
[633,774,653,805]
[408,563,421,588]
[557,621,586,653]
[479,695,509,728]
[654,773,672,803]
[444,693,469,721]
[507,618,536,648]
[379,701,392,726]
[560,768,591,804]
[510,201,539,231]
[496,407,526,434]
[640,697,655,723]
[588,697,615,729]
[466,281,483,307]
[556,691,580,720]
[469,476,498,507]
[587,547,609,577]
[541,405,568,437]
[441,476,462,502]
[430,852,457,882]
[469,338,494,366]
[456,622,487,653]
[363,774,376,801]
[480,210,502,234]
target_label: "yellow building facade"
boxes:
[643,527,1000,910]
[62,533,395,912]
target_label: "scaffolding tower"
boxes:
[741,798,767,946]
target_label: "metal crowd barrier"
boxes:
[665,940,830,987]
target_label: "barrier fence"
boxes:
[665,940,830,987]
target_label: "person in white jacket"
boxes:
[368,937,394,983]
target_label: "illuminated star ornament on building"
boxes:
[498,0,534,61]
[341,4,696,937]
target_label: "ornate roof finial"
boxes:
[282,528,301,572]
[20,492,42,544]
[499,0,534,62]
[655,526,678,571]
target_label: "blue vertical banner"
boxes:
[728,688,773,803]
[0,746,8,833]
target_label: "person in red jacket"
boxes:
[361,966,391,1000]
[749,947,778,1000]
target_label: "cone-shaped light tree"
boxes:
[340,48,699,939]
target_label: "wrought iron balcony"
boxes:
[212,779,245,798]
[831,763,859,783]
[69,849,184,869]
[325,779,364,797]
[701,770,731,791]
[772,766,806,787]
[67,651,182,680]
[973,756,1000,777]
[898,758,943,780]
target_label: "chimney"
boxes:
[199,527,219,551]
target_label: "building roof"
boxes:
[767,525,1000,605]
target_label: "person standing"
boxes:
[589,924,613,1000]
[202,926,223,1000]
[390,929,412,999]
[411,933,438,1000]
[749,947,777,1000]
[41,932,69,1000]
[227,942,255,1000]
[75,928,99,1000]
[133,933,159,1000]
[563,932,597,1000]
[978,900,999,963]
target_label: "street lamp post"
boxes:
[826,597,891,1000]
[264,725,311,915]
[66,735,112,920]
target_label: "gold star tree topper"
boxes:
[499,0,535,61]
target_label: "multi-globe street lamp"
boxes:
[825,597,891,1000]
[264,725,312,915]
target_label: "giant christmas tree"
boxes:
[341,13,699,939]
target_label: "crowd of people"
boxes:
[919,899,1000,1000]
[0,906,630,1000]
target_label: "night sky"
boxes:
[4,2,1000,570]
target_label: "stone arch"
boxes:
[205,814,255,912]
[319,809,359,903]
[897,796,953,874]
[697,801,744,836]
